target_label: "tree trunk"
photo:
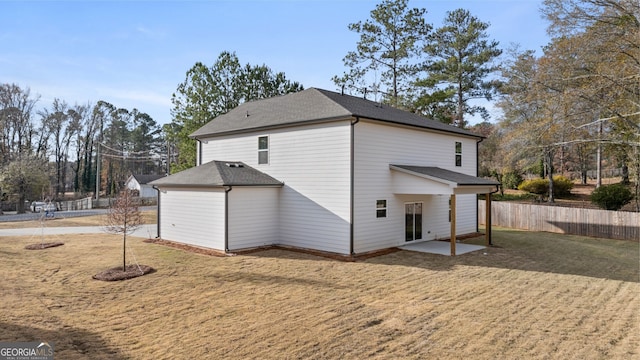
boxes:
[635,145,640,212]
[621,163,629,185]
[17,193,26,214]
[123,232,127,272]
[546,148,555,203]
[596,121,602,188]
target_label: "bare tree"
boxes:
[0,83,40,165]
[103,189,144,272]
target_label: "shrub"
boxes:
[489,193,536,201]
[518,178,548,195]
[517,176,574,198]
[552,175,574,197]
[591,183,634,211]
[502,171,523,190]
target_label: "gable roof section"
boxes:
[390,165,499,186]
[149,161,284,188]
[190,88,481,139]
[130,174,164,185]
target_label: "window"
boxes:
[376,200,387,218]
[258,136,269,164]
[455,141,462,167]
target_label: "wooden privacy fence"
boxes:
[478,201,639,241]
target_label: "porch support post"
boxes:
[450,194,456,256]
[485,193,492,246]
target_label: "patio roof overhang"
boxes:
[389,165,499,195]
[389,165,500,256]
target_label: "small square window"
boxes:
[376,199,387,218]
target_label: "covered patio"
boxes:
[390,165,500,256]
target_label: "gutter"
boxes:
[350,116,360,256]
[191,115,350,141]
[191,116,482,143]
[224,186,232,252]
[152,185,161,238]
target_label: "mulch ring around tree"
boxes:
[25,242,64,250]
[93,264,155,281]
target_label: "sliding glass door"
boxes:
[405,202,422,242]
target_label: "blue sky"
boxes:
[1,0,550,126]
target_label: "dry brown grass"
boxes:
[1,229,638,359]
[0,211,157,229]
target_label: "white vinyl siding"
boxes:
[227,187,280,250]
[201,120,352,254]
[159,188,225,250]
[353,121,479,253]
[454,194,478,234]
[139,185,157,198]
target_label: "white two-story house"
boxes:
[151,88,498,256]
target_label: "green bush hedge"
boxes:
[591,183,634,210]
[517,176,574,197]
[552,176,574,197]
[502,171,523,190]
[518,178,548,195]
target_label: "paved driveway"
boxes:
[0,224,157,238]
[0,206,156,222]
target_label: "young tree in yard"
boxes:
[104,189,143,272]
[417,8,502,127]
[332,0,430,107]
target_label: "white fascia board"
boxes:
[389,165,458,187]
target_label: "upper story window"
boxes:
[258,136,269,164]
[455,141,462,167]
[376,199,387,218]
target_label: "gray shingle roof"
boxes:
[390,165,500,186]
[149,161,283,188]
[190,88,481,139]
[130,174,164,185]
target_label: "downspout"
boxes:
[224,186,232,252]
[152,185,160,238]
[197,140,203,166]
[350,117,360,256]
[486,185,500,246]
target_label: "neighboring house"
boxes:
[125,174,165,198]
[151,88,499,256]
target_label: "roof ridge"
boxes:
[190,87,482,139]
[311,88,354,115]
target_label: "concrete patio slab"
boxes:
[400,240,485,256]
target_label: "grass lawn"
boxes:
[0,225,638,359]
